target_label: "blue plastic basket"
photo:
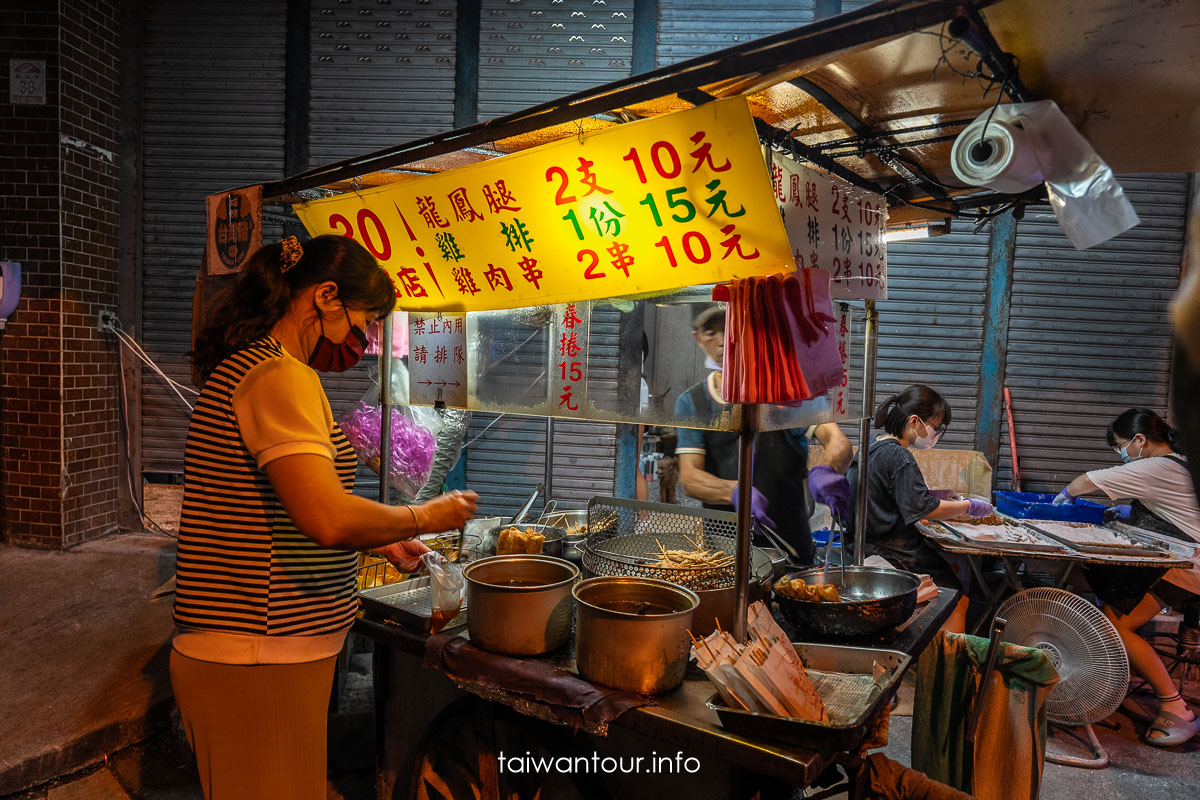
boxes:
[994,491,1107,524]
[811,528,840,547]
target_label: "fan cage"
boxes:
[997,588,1129,726]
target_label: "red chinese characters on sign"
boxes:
[483,180,521,214]
[408,312,468,408]
[834,302,852,418]
[448,187,484,223]
[553,303,588,416]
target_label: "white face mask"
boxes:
[1118,437,1144,464]
[911,417,941,450]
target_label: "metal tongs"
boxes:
[511,483,543,526]
[752,517,804,567]
[819,517,847,588]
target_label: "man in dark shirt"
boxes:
[673,306,851,564]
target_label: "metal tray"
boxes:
[706,643,910,752]
[1021,521,1169,557]
[918,519,1066,554]
[358,576,468,633]
[1107,521,1199,557]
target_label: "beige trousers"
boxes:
[169,649,337,800]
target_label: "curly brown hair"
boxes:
[190,235,396,384]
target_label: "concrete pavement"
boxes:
[0,534,178,796]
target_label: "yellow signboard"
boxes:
[293,98,794,311]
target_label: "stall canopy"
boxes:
[243,0,1199,227]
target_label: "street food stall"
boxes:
[204,0,1200,795]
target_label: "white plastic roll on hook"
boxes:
[951,114,1043,194]
[949,100,1140,250]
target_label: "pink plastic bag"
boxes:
[781,269,841,402]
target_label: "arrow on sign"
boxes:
[417,380,463,388]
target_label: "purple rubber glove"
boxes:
[1051,488,1075,506]
[730,485,777,531]
[808,465,851,523]
[1104,504,1133,523]
[966,498,994,518]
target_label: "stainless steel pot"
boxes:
[540,509,589,530]
[573,576,699,695]
[480,522,564,558]
[540,510,589,565]
[773,566,920,638]
[464,555,579,656]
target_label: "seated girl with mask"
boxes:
[1054,408,1200,747]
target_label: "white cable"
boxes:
[112,326,198,397]
[109,326,195,411]
[115,342,177,537]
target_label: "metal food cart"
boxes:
[204,0,1179,795]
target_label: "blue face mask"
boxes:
[1118,437,1144,464]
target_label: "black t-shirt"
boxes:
[848,438,943,574]
[674,379,814,564]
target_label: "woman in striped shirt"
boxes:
[174,234,478,800]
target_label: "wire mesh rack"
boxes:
[583,496,770,590]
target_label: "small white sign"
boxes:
[10,60,46,106]
[408,312,468,408]
[771,153,888,300]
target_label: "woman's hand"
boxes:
[965,498,994,518]
[374,538,431,573]
[414,490,480,535]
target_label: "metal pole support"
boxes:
[852,301,878,564]
[378,313,394,505]
[734,405,757,642]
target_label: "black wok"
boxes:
[773,566,920,638]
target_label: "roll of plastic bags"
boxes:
[952,100,1139,250]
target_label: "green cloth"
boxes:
[912,632,1059,800]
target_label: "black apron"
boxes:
[1084,455,1191,615]
[685,381,814,564]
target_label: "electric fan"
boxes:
[997,588,1129,769]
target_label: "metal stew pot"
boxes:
[573,576,699,695]
[773,566,920,638]
[464,555,579,656]
[480,523,564,559]
[539,510,589,565]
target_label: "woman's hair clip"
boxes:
[280,236,304,273]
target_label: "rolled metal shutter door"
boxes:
[141,1,287,473]
[997,174,1188,491]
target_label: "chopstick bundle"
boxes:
[691,601,828,722]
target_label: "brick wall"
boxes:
[1,0,122,548]
[59,1,121,546]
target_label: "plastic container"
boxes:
[994,491,1106,524]
[811,529,840,548]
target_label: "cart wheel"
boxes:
[410,696,610,800]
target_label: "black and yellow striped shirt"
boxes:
[175,337,359,639]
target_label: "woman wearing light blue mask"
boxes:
[1054,408,1200,747]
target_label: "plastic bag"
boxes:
[338,383,443,500]
[420,551,465,634]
